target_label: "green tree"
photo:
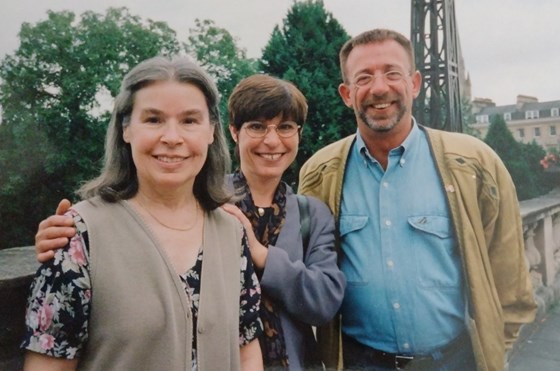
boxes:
[260,0,353,186]
[0,8,180,249]
[461,97,480,138]
[484,114,519,160]
[185,19,258,167]
[484,114,551,200]
[185,19,258,124]
[523,141,554,195]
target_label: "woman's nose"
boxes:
[161,122,184,145]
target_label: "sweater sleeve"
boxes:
[487,156,537,348]
[259,198,346,326]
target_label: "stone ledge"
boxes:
[0,246,38,290]
[0,246,37,369]
[519,187,560,222]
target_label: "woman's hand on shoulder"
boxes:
[221,203,268,270]
[35,199,76,263]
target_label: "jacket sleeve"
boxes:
[486,156,537,349]
[259,198,346,326]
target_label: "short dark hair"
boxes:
[339,28,415,83]
[228,74,308,132]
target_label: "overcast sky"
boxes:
[0,0,558,106]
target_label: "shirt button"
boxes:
[400,159,406,166]
[198,327,204,334]
[403,343,410,349]
[383,181,389,188]
[385,219,392,226]
[393,302,400,309]
[387,260,394,267]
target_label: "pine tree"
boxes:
[260,0,353,186]
[185,19,258,126]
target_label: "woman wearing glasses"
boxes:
[34,74,345,370]
[221,74,345,369]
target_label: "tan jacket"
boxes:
[298,127,537,371]
[74,198,242,371]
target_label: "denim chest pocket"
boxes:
[408,215,461,288]
[408,215,452,239]
[339,215,369,284]
[339,215,369,237]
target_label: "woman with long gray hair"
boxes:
[23,56,263,371]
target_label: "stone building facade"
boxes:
[470,95,560,151]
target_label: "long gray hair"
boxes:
[78,56,231,210]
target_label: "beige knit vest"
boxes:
[74,197,241,371]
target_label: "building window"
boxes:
[503,112,512,121]
[552,108,559,117]
[551,126,557,136]
[476,114,489,124]
[525,110,539,119]
[518,128,525,138]
[534,127,541,137]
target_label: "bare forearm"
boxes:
[24,351,78,371]
[240,339,263,371]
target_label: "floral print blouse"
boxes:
[22,209,263,367]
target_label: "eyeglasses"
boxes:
[243,121,301,138]
[352,70,408,87]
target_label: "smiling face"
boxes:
[123,80,214,195]
[339,39,421,137]
[229,115,299,183]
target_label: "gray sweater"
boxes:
[74,197,242,371]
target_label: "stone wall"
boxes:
[519,188,560,315]
[0,246,37,370]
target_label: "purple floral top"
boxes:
[22,209,263,367]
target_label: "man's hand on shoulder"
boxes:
[35,199,76,263]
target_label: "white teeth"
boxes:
[374,103,391,109]
[261,154,282,160]
[157,156,183,163]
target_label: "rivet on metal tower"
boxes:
[411,0,463,132]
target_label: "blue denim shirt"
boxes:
[340,123,466,354]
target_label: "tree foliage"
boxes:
[461,97,480,138]
[185,19,258,123]
[260,0,353,186]
[185,19,258,166]
[0,8,181,249]
[483,114,552,200]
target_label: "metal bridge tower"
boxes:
[411,0,463,132]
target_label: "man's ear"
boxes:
[411,70,422,99]
[338,83,353,108]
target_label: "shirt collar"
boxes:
[355,118,421,165]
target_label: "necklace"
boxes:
[136,198,200,232]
